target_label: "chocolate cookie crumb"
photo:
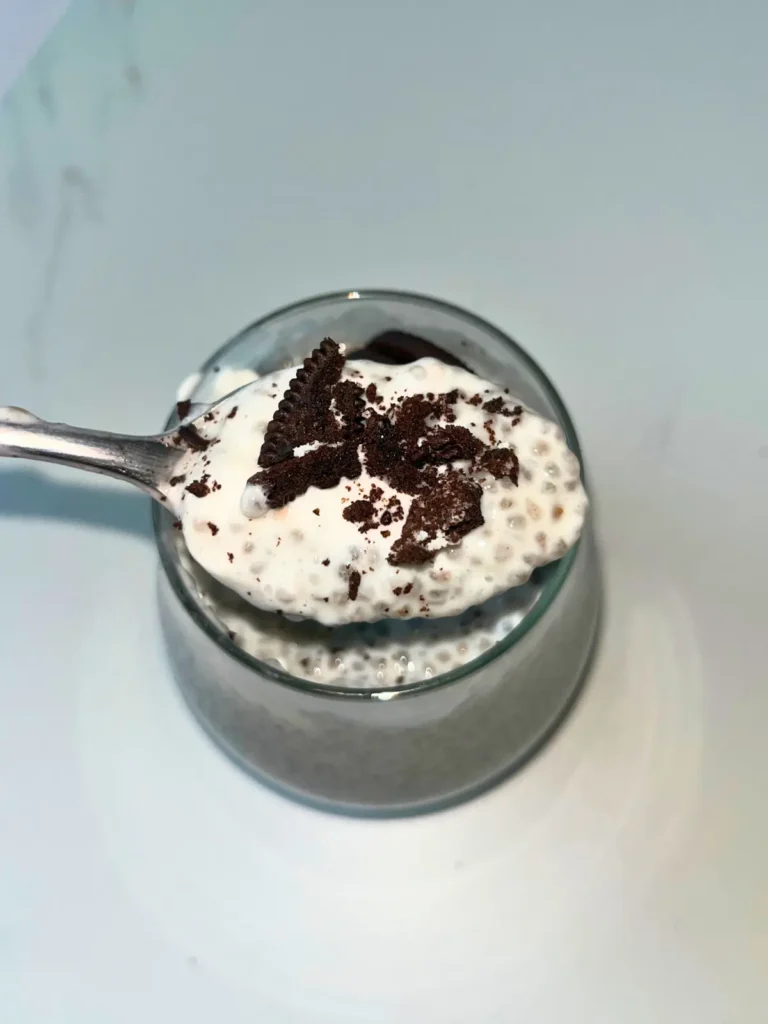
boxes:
[343,499,375,524]
[313,508,320,516]
[172,520,182,530]
[169,474,187,486]
[332,379,365,438]
[389,473,484,566]
[477,447,519,484]
[249,442,362,509]
[207,522,219,536]
[177,424,210,451]
[348,570,361,601]
[186,479,211,498]
[388,541,434,566]
[483,396,505,414]
[322,558,330,566]
[176,399,191,420]
[407,425,485,465]
[227,552,234,562]
[227,406,239,419]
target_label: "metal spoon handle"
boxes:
[0,406,177,502]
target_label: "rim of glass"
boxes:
[153,288,585,701]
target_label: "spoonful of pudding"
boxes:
[0,338,587,626]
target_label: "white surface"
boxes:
[0,1,766,1021]
[0,0,68,102]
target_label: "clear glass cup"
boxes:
[153,290,601,816]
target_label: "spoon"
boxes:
[0,404,209,510]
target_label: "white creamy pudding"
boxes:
[169,340,587,628]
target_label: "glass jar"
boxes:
[154,290,601,815]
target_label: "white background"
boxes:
[0,0,68,101]
[0,1,766,1021]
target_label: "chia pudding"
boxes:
[169,332,588,687]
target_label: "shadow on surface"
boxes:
[0,468,154,540]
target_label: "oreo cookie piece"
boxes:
[477,447,520,484]
[349,330,470,370]
[258,338,346,467]
[388,472,484,566]
[249,442,362,509]
[405,425,485,466]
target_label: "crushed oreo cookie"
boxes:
[343,499,376,524]
[259,338,352,467]
[244,334,526,564]
[249,442,361,508]
[483,396,504,414]
[348,569,361,601]
[176,424,210,451]
[388,472,484,566]
[477,447,520,484]
[405,425,485,465]
[349,330,470,369]
[331,379,365,438]
[186,478,211,498]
